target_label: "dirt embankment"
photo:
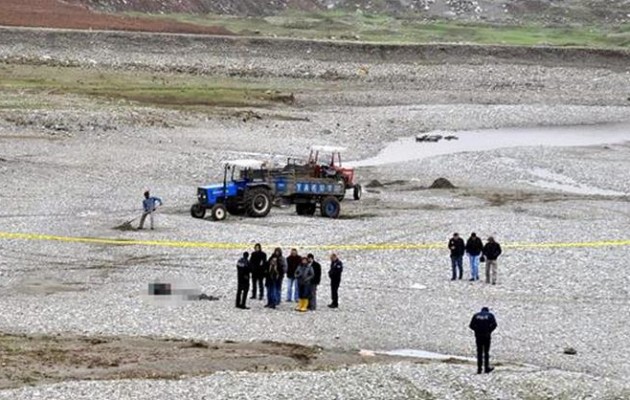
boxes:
[1,27,629,71]
[0,0,232,35]
[67,0,323,15]
[0,332,404,390]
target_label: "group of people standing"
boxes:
[448,232,502,284]
[236,244,343,312]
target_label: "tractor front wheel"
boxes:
[320,196,341,219]
[190,204,206,219]
[245,187,272,218]
[353,184,362,201]
[210,204,227,221]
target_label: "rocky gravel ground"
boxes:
[1,28,629,398]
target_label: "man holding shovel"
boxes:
[138,190,163,230]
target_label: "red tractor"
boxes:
[308,145,362,200]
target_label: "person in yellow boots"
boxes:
[294,256,314,312]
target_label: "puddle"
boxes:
[410,283,428,290]
[379,349,474,362]
[350,123,630,167]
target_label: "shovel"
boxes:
[113,215,141,231]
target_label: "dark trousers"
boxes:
[330,279,340,306]
[308,285,318,310]
[251,275,264,299]
[475,335,492,372]
[274,279,283,305]
[451,255,463,279]
[236,281,249,308]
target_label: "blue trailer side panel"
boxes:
[295,181,345,194]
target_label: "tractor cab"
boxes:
[308,145,362,200]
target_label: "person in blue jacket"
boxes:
[138,190,163,230]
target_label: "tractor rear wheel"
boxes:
[320,196,341,219]
[190,204,206,219]
[353,184,362,201]
[245,187,272,218]
[210,204,227,221]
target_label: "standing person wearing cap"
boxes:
[469,307,498,374]
[307,254,321,310]
[235,252,251,309]
[466,233,484,281]
[328,253,343,308]
[138,190,163,230]
[250,243,267,300]
[448,233,466,280]
[482,236,502,285]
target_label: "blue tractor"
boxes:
[190,160,274,221]
[191,159,347,220]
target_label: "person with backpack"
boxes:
[235,252,251,309]
[482,237,502,285]
[294,257,314,312]
[466,233,484,281]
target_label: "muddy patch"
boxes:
[112,220,137,231]
[0,333,402,390]
[337,213,379,220]
[472,190,577,206]
[14,279,86,295]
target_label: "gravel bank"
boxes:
[1,27,629,398]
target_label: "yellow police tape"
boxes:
[0,231,629,251]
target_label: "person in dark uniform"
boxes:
[469,306,498,374]
[236,252,250,309]
[448,233,466,280]
[307,253,321,310]
[249,243,267,300]
[328,253,343,308]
